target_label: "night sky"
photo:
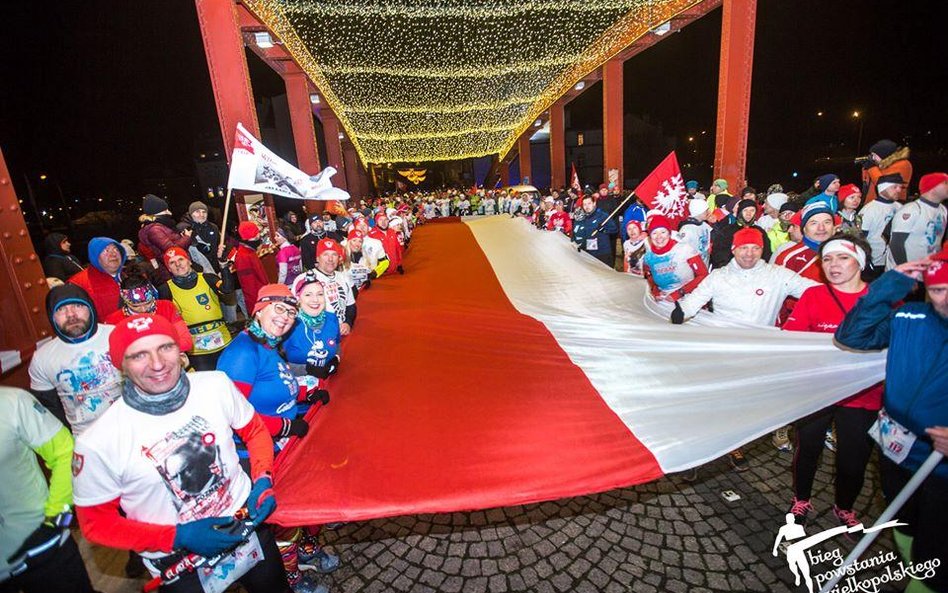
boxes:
[2,0,946,207]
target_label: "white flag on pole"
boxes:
[227,122,349,202]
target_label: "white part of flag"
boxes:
[464,215,886,473]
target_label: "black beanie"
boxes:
[143,194,169,216]
[869,140,898,160]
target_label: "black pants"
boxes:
[160,526,290,593]
[0,535,95,593]
[880,456,948,592]
[188,350,222,372]
[792,405,876,509]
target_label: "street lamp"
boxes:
[852,111,865,155]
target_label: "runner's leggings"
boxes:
[792,405,877,509]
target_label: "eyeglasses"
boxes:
[271,303,298,319]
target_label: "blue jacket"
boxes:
[572,208,618,258]
[282,311,341,368]
[835,270,948,479]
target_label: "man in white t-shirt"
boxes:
[0,387,94,593]
[29,284,123,434]
[886,172,947,270]
[72,314,288,593]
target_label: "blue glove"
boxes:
[247,476,276,525]
[173,517,245,558]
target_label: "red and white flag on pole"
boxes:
[633,152,687,227]
[228,122,349,202]
[570,163,583,209]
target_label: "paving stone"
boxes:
[305,435,894,593]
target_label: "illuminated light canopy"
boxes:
[243,0,701,164]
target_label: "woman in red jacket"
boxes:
[782,233,882,529]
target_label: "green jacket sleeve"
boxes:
[33,426,75,518]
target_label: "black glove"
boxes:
[280,417,309,438]
[397,265,405,275]
[362,278,372,290]
[7,520,67,571]
[670,302,685,325]
[368,270,379,280]
[306,361,330,379]
[306,389,330,406]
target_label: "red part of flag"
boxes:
[633,152,687,226]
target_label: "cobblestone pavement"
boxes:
[308,433,904,593]
[85,432,907,593]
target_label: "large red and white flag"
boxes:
[272,217,885,526]
[228,122,349,202]
[634,151,688,226]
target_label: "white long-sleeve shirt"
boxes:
[859,198,901,267]
[885,198,947,270]
[677,259,819,326]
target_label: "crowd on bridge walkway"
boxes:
[3,138,947,593]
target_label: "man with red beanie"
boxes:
[673,228,818,473]
[642,214,708,301]
[672,228,819,326]
[72,313,288,593]
[369,212,404,274]
[313,238,356,334]
[836,250,948,593]
[230,221,269,316]
[885,172,947,270]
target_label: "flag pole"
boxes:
[816,451,943,593]
[217,185,234,259]
[591,192,635,237]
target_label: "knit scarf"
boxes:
[299,309,327,334]
[171,270,199,289]
[650,238,677,256]
[802,236,822,252]
[248,319,281,349]
[123,374,190,416]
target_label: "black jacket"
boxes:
[42,233,84,281]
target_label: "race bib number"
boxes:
[193,330,226,353]
[585,237,599,251]
[350,265,369,287]
[196,533,263,593]
[868,409,916,464]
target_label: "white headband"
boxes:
[877,182,898,195]
[822,239,866,270]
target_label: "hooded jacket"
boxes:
[862,146,912,204]
[138,214,191,283]
[46,283,98,343]
[68,237,126,319]
[42,233,84,281]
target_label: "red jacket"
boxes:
[233,245,268,313]
[783,285,882,409]
[546,211,573,235]
[369,226,403,273]
[138,217,191,283]
[69,266,120,320]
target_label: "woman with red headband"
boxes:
[783,233,882,529]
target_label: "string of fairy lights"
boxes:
[242,0,701,165]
